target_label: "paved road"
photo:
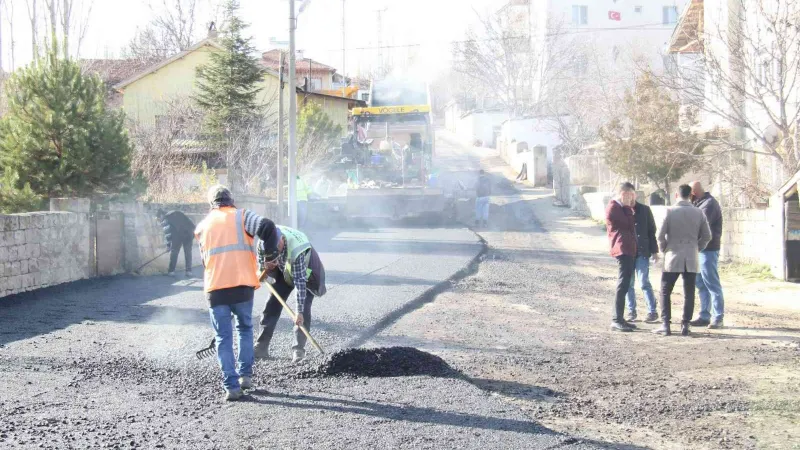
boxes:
[0,135,599,449]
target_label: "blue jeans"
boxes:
[297,201,308,229]
[626,255,657,315]
[696,250,724,321]
[475,197,489,221]
[208,300,254,391]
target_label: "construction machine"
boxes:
[335,78,454,221]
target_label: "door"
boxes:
[95,211,125,276]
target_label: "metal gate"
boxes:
[95,211,125,276]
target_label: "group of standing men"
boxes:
[606,181,725,336]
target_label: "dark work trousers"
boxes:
[168,235,193,273]
[660,271,697,323]
[614,255,635,322]
[257,268,315,352]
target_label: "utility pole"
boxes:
[288,0,298,228]
[277,51,285,222]
[341,0,346,97]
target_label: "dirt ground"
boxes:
[369,155,800,450]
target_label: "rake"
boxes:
[133,250,170,274]
[195,337,217,360]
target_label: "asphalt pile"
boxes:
[298,346,457,379]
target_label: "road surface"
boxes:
[0,135,601,449]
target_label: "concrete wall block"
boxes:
[28,258,39,273]
[19,259,28,275]
[17,214,31,229]
[8,245,18,262]
[2,215,19,231]
[14,230,25,245]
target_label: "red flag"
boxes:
[608,11,621,21]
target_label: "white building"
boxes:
[529,0,688,109]
[668,0,800,202]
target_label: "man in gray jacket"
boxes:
[654,184,712,336]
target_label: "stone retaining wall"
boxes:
[0,212,92,297]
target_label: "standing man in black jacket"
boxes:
[157,209,196,277]
[626,200,660,323]
[689,181,725,329]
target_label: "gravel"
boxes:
[298,347,458,379]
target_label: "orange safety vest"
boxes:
[194,207,260,293]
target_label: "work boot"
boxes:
[225,389,243,402]
[708,319,724,329]
[689,318,709,327]
[681,321,690,336]
[254,342,270,360]
[644,312,659,323]
[610,322,632,332]
[292,349,306,363]
[238,376,253,390]
[651,322,671,336]
[626,312,638,322]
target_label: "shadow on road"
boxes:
[243,391,649,449]
[0,275,204,347]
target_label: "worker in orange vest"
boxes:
[194,185,279,401]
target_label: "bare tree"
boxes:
[659,0,800,193]
[452,8,540,116]
[128,97,206,202]
[26,0,38,60]
[4,0,15,70]
[40,0,93,58]
[224,117,280,195]
[125,0,206,62]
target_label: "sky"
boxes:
[1,0,500,81]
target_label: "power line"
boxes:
[318,21,679,53]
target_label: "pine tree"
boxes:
[0,48,136,200]
[0,169,43,213]
[193,0,265,140]
[297,101,342,172]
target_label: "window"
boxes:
[310,78,322,91]
[663,5,678,24]
[572,5,588,25]
[361,92,370,102]
[635,6,642,13]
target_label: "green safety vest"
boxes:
[278,225,312,285]
[297,178,310,202]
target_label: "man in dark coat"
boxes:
[689,181,726,328]
[626,200,660,323]
[157,209,196,277]
[605,182,638,332]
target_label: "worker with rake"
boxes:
[194,185,279,401]
[255,225,327,364]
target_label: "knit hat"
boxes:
[260,227,283,262]
[207,184,233,207]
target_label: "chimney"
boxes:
[208,22,218,39]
